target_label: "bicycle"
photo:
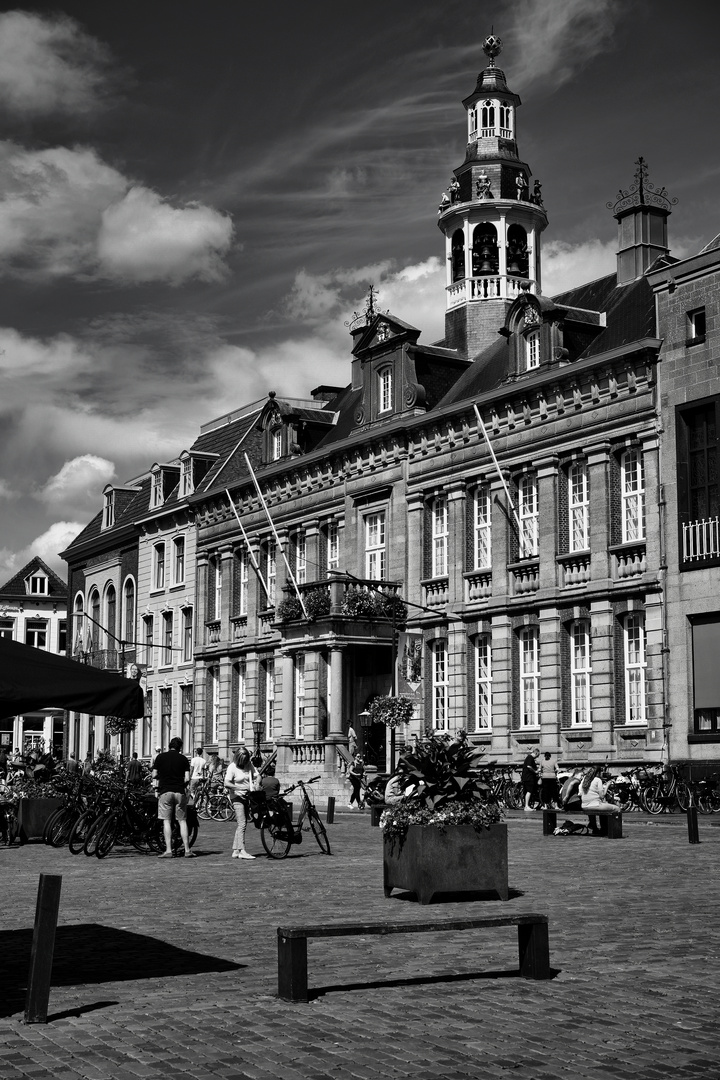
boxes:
[254,776,331,859]
[642,764,690,814]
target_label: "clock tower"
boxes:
[438,35,548,358]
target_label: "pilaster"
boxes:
[586,443,611,581]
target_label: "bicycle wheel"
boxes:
[194,791,211,819]
[68,809,97,855]
[7,810,19,846]
[48,808,77,847]
[209,793,233,821]
[95,814,120,859]
[308,806,331,854]
[83,811,111,856]
[642,782,664,814]
[675,781,691,812]
[43,806,67,844]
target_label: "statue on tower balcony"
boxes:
[531,179,543,206]
[438,190,451,214]
[449,176,461,202]
[476,171,493,200]
[515,173,528,200]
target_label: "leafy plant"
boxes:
[341,589,379,618]
[303,587,331,619]
[376,594,407,623]
[368,695,415,729]
[276,596,303,622]
[105,715,138,736]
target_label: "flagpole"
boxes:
[243,455,309,619]
[225,488,270,603]
[472,402,521,534]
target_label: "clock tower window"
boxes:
[451,230,465,282]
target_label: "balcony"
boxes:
[422,578,449,609]
[276,575,404,642]
[447,275,537,309]
[557,553,590,588]
[465,571,492,602]
[682,517,720,568]
[509,560,539,595]
[611,543,646,580]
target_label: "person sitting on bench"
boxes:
[580,765,620,835]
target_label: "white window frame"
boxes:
[180,458,193,497]
[294,654,306,739]
[102,491,114,529]
[151,470,163,508]
[122,578,135,645]
[181,684,193,747]
[173,537,185,586]
[143,614,154,668]
[265,659,275,740]
[570,620,591,726]
[431,496,448,578]
[211,668,219,744]
[266,542,276,607]
[153,543,166,591]
[272,428,282,461]
[238,549,249,616]
[25,620,48,650]
[569,462,589,552]
[432,640,449,730]
[518,474,539,558]
[28,574,48,595]
[160,686,172,746]
[519,626,540,727]
[237,660,247,742]
[326,521,339,573]
[526,329,540,370]
[624,613,647,725]
[473,486,492,569]
[365,511,386,581]
[295,533,307,585]
[162,611,173,667]
[182,606,193,663]
[379,368,392,413]
[142,691,153,757]
[213,556,223,617]
[621,449,645,542]
[474,636,492,731]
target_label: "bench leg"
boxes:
[518,921,550,980]
[542,811,557,836]
[278,934,308,1002]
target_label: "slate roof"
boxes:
[0,556,68,597]
[62,478,150,555]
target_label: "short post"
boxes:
[326,796,335,825]
[687,803,700,845]
[24,873,62,1024]
[278,931,308,1002]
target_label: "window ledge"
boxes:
[686,335,706,348]
[608,540,646,556]
[688,732,720,743]
[563,727,593,740]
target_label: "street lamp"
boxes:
[251,720,264,766]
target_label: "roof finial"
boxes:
[607,157,677,216]
[482,31,503,67]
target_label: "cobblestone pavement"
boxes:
[1,808,719,1080]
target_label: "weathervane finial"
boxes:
[482,32,503,67]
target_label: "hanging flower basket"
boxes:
[367,695,415,729]
[105,716,138,736]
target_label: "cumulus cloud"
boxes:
[542,238,617,295]
[0,478,17,500]
[38,456,116,515]
[0,521,83,583]
[0,11,115,117]
[0,142,233,284]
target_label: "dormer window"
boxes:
[26,573,48,596]
[151,469,164,508]
[379,368,393,413]
[103,490,115,529]
[272,427,283,461]
[526,330,540,371]
[180,457,193,497]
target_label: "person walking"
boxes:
[539,752,559,809]
[224,747,260,860]
[189,747,207,800]
[126,752,143,786]
[152,737,194,859]
[66,752,78,777]
[348,753,365,810]
[347,724,358,758]
[522,748,540,811]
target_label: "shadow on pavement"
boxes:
[0,923,244,1019]
[310,965,561,999]
[390,887,525,903]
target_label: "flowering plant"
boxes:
[368,695,415,729]
[105,715,138,736]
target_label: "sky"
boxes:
[0,0,718,583]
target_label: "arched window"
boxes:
[498,103,513,137]
[123,578,135,645]
[507,224,528,278]
[525,330,540,371]
[472,223,499,276]
[451,230,465,282]
[90,590,100,650]
[73,594,84,654]
[271,427,282,461]
[105,585,116,647]
[378,367,392,413]
[481,100,495,135]
[468,106,478,138]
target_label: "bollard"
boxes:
[687,805,700,844]
[24,873,62,1024]
[326,796,335,825]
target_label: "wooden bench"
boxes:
[543,809,623,838]
[277,913,550,1001]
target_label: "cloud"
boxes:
[97,186,233,284]
[38,456,116,516]
[0,521,83,583]
[0,10,115,117]
[542,238,617,295]
[0,479,17,500]
[507,0,621,92]
[0,142,233,284]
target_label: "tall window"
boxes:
[265,659,275,740]
[295,533,307,585]
[569,462,589,551]
[182,607,193,663]
[103,490,114,529]
[266,542,276,607]
[621,449,645,542]
[365,512,386,580]
[237,660,247,742]
[90,591,100,650]
[123,579,135,645]
[210,668,219,744]
[272,428,282,461]
[151,470,163,508]
[473,486,491,569]
[237,550,249,615]
[180,457,193,497]
[154,543,166,590]
[519,626,540,727]
[173,537,185,585]
[142,692,152,758]
[160,687,172,746]
[181,685,193,747]
[518,474,539,558]
[59,621,67,653]
[431,496,448,578]
[162,611,173,666]
[326,522,339,572]
[213,556,223,617]
[105,585,116,647]
[474,636,492,731]
[294,654,306,738]
[687,307,706,344]
[526,330,540,370]
[481,99,495,133]
[25,620,47,649]
[570,621,591,726]
[143,614,154,667]
[677,400,720,565]
[73,595,84,653]
[624,613,647,724]
[379,368,392,413]
[431,640,448,730]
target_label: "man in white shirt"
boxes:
[189,747,207,799]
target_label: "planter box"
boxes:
[383,823,508,904]
[17,798,64,843]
